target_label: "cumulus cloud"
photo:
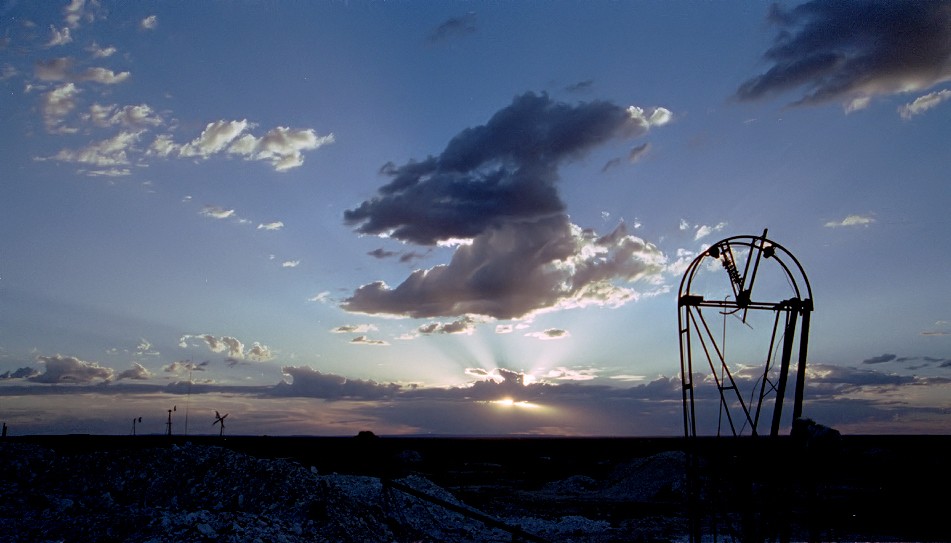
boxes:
[30,354,113,383]
[276,367,400,399]
[116,362,151,380]
[824,214,875,228]
[281,260,300,268]
[899,89,951,119]
[179,334,270,361]
[154,120,334,171]
[199,205,236,220]
[246,342,274,361]
[342,92,668,320]
[736,1,951,112]
[140,15,158,30]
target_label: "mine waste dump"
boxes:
[1,432,948,542]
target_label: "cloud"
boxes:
[180,334,271,361]
[46,25,72,47]
[281,260,300,268]
[0,367,41,380]
[63,0,94,29]
[30,354,114,383]
[276,367,400,399]
[35,58,130,85]
[342,93,668,319]
[350,335,388,346]
[40,83,80,133]
[824,214,875,228]
[116,362,151,380]
[899,89,951,119]
[863,353,897,365]
[331,324,378,334]
[86,42,117,58]
[140,15,158,30]
[417,316,478,335]
[428,12,477,43]
[257,221,284,231]
[693,222,727,241]
[156,121,334,171]
[525,328,570,340]
[628,142,651,163]
[246,342,274,361]
[85,103,164,128]
[368,248,398,259]
[199,205,236,220]
[47,130,142,169]
[163,360,209,375]
[736,1,951,112]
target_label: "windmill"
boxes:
[213,410,229,437]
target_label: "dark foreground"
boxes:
[2,433,949,542]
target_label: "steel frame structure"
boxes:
[678,230,813,438]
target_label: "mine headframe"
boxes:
[678,230,813,438]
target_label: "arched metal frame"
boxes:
[678,230,813,438]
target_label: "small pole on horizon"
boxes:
[131,416,142,436]
[184,369,192,435]
[166,405,176,436]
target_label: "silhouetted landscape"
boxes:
[2,431,948,542]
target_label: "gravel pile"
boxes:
[0,441,687,543]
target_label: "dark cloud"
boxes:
[350,335,388,346]
[344,92,667,246]
[0,367,40,379]
[736,1,951,111]
[274,366,400,399]
[428,12,477,43]
[863,353,897,365]
[565,80,595,94]
[30,354,114,384]
[367,248,397,259]
[342,92,670,320]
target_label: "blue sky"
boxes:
[1,0,949,436]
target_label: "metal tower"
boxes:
[678,229,813,438]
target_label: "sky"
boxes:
[1,0,949,437]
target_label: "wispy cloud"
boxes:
[824,214,875,228]
[428,12,477,43]
[899,89,951,119]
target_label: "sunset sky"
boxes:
[1,0,949,436]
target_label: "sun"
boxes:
[489,397,542,410]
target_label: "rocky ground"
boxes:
[2,433,948,542]
[0,440,689,543]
